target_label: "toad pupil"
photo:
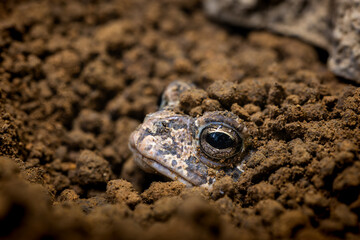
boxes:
[206,132,235,149]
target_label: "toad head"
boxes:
[129,81,250,188]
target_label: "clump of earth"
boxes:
[0,0,359,240]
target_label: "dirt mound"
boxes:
[0,0,359,239]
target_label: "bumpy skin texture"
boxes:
[129,81,249,188]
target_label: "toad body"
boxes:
[129,81,250,188]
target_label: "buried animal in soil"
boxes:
[129,81,251,188]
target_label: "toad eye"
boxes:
[199,123,242,160]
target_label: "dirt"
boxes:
[0,0,359,239]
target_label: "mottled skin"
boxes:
[129,81,250,188]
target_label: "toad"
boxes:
[129,81,250,188]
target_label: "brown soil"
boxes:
[1,1,360,240]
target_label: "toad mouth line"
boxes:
[129,142,194,187]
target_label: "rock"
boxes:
[328,0,360,82]
[204,0,331,49]
[203,0,360,83]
